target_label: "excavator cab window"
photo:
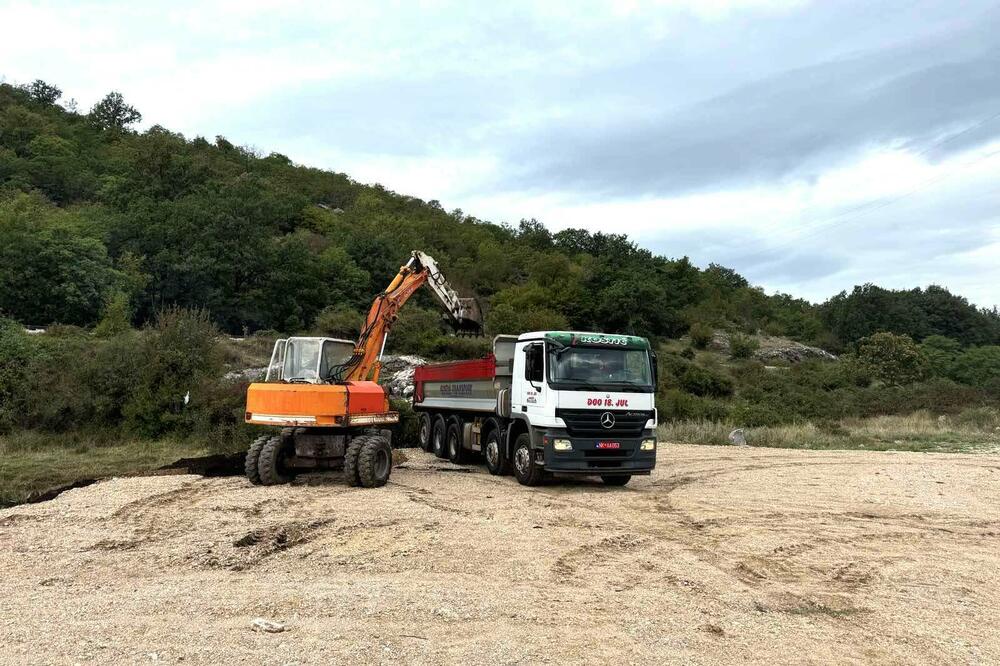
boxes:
[271,337,356,384]
[264,339,287,382]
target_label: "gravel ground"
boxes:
[1,444,998,665]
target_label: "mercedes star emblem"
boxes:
[600,412,616,429]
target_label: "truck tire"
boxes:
[344,435,366,487]
[483,428,510,476]
[258,435,292,486]
[418,413,433,452]
[245,434,268,485]
[601,475,632,486]
[357,436,392,488]
[431,416,448,459]
[512,433,544,486]
[446,422,467,464]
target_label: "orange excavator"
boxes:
[243,251,481,488]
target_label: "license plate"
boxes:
[596,442,621,449]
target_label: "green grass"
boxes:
[0,432,214,507]
[659,408,1000,453]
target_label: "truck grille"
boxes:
[556,409,653,439]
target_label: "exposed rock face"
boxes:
[709,332,837,364]
[379,354,428,397]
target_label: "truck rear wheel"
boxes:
[258,435,292,486]
[431,416,448,459]
[418,413,433,452]
[484,428,509,476]
[245,435,268,485]
[357,436,392,488]
[601,475,632,486]
[512,433,544,486]
[446,422,467,464]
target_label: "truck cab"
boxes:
[507,332,658,484]
[412,330,658,487]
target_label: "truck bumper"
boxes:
[540,429,657,475]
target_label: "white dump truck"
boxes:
[413,332,659,486]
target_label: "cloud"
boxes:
[1,0,997,308]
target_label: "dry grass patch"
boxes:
[659,408,1000,453]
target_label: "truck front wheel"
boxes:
[484,429,510,476]
[512,433,544,486]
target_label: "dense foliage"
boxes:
[8,80,993,349]
[1,79,998,449]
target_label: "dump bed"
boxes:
[413,335,516,413]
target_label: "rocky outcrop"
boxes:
[709,332,837,364]
[379,354,428,397]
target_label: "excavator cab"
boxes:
[264,337,355,384]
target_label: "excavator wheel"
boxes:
[244,435,268,485]
[343,435,367,487]
[357,436,392,488]
[258,435,292,486]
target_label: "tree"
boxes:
[856,332,928,386]
[26,79,62,105]
[949,346,1000,389]
[89,91,141,131]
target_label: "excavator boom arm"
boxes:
[344,251,480,382]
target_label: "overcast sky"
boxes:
[2,0,998,308]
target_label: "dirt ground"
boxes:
[1,444,998,665]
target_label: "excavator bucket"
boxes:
[454,297,484,336]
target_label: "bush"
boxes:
[949,346,1000,388]
[312,305,362,340]
[680,346,696,360]
[688,322,713,349]
[678,364,734,398]
[123,307,223,437]
[856,332,928,386]
[729,332,759,359]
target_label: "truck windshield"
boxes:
[547,345,653,390]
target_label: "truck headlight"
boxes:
[640,439,656,451]
[552,439,573,451]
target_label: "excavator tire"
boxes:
[258,435,292,486]
[357,436,392,488]
[244,435,268,485]
[343,435,367,487]
[418,413,433,452]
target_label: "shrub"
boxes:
[856,332,928,386]
[729,332,759,359]
[680,346,696,360]
[949,346,1000,388]
[688,322,713,349]
[123,307,223,437]
[312,305,362,339]
[679,364,734,398]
